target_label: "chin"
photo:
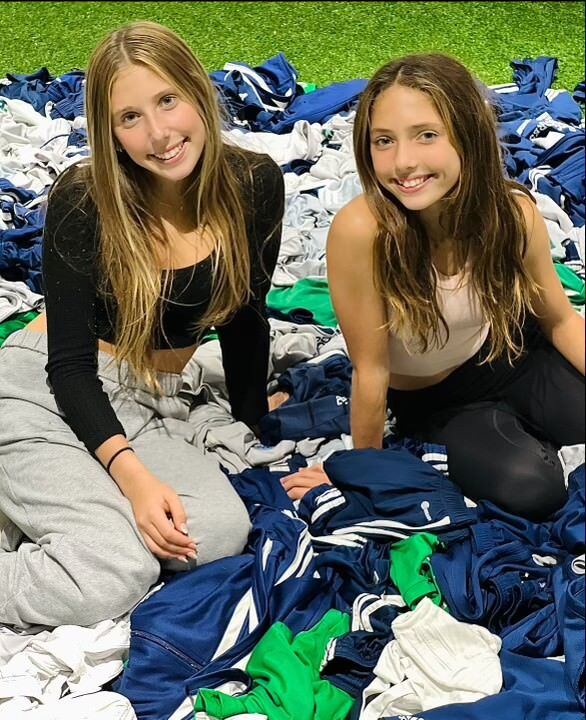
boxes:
[153,161,198,184]
[168,168,197,182]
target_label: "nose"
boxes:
[146,114,169,146]
[394,140,417,176]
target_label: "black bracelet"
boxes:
[106,446,135,475]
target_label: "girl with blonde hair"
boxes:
[0,21,284,627]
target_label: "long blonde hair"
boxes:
[353,53,540,363]
[81,21,253,389]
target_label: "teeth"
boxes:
[154,141,184,161]
[400,176,428,188]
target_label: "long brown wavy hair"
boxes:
[63,21,257,389]
[353,53,540,363]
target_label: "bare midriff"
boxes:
[27,313,462,383]
[25,313,198,375]
[388,365,459,391]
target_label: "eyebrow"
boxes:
[370,122,443,133]
[113,88,176,116]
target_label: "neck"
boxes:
[150,180,191,221]
[417,205,441,234]
[417,204,452,248]
[157,196,186,213]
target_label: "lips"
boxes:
[151,139,187,161]
[396,174,433,188]
[394,174,434,194]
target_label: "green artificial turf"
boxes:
[1,1,584,91]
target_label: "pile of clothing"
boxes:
[0,54,584,720]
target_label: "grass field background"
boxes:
[1,1,584,92]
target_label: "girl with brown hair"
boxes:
[282,54,584,521]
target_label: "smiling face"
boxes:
[110,63,206,197]
[369,84,461,222]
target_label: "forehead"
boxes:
[371,84,442,128]
[110,64,173,110]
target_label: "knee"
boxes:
[196,494,252,566]
[69,549,160,626]
[497,451,567,521]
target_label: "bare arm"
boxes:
[518,194,585,375]
[327,196,391,449]
[281,197,391,500]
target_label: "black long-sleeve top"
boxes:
[42,149,284,453]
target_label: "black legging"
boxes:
[388,320,585,521]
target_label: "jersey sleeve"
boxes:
[42,167,126,453]
[217,154,284,430]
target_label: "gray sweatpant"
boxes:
[0,330,251,628]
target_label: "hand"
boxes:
[280,463,332,501]
[268,390,290,412]
[123,475,198,563]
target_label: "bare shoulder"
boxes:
[329,193,379,251]
[511,189,539,227]
[510,189,550,260]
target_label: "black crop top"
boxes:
[42,149,284,453]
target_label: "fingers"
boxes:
[129,480,199,562]
[286,463,326,477]
[280,464,332,501]
[166,492,189,539]
[142,533,183,561]
[147,523,198,561]
[281,474,321,490]
[158,518,197,551]
[284,485,311,501]
[280,466,331,489]
[160,492,196,549]
[138,501,197,561]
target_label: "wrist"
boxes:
[106,446,135,474]
[108,454,152,495]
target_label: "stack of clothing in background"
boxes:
[0,53,584,720]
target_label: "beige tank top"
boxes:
[388,266,490,376]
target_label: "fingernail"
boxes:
[179,556,189,563]
[187,551,197,559]
[180,525,189,535]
